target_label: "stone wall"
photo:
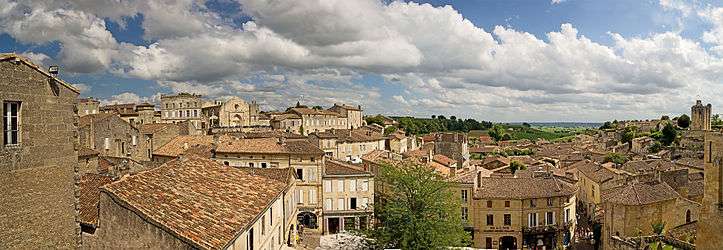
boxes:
[0,59,79,248]
[697,132,723,249]
[83,192,193,249]
[79,115,150,162]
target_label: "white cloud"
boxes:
[72,83,91,94]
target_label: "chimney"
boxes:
[278,136,286,145]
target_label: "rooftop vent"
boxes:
[48,65,59,75]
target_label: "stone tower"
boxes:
[691,100,712,131]
[697,132,723,248]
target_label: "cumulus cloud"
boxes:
[2,0,723,121]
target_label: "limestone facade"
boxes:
[697,132,723,249]
[321,160,374,234]
[78,113,150,162]
[160,93,204,128]
[0,54,80,248]
[217,97,267,127]
[78,97,99,117]
[691,100,712,131]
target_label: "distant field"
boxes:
[468,126,588,141]
[468,130,488,138]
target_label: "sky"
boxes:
[1,0,722,122]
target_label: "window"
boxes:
[361,180,369,191]
[349,179,357,192]
[261,215,266,235]
[709,141,713,163]
[547,198,553,206]
[530,199,537,207]
[528,213,538,227]
[270,207,273,225]
[3,101,20,145]
[132,135,137,146]
[361,197,369,208]
[461,190,468,203]
[461,207,468,222]
[308,169,317,181]
[298,190,304,204]
[296,168,303,180]
[487,200,493,208]
[350,198,357,209]
[486,237,492,249]
[249,162,254,168]
[309,189,317,204]
[193,109,198,117]
[686,210,691,223]
[486,214,494,226]
[505,201,510,207]
[564,208,571,223]
[337,180,344,192]
[104,138,110,150]
[325,199,332,210]
[261,162,267,168]
[546,211,555,225]
[504,214,511,226]
[247,228,254,250]
[324,180,332,192]
[337,198,344,210]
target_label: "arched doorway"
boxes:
[297,212,318,229]
[686,210,691,223]
[499,236,517,250]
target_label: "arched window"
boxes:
[686,210,691,223]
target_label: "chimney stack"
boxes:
[278,136,286,145]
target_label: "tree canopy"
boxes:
[660,123,677,146]
[362,161,471,249]
[677,114,690,128]
[604,152,628,165]
[394,116,492,135]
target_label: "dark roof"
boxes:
[604,181,680,205]
[101,156,291,250]
[688,180,704,198]
[325,159,371,176]
[78,173,113,227]
[474,176,577,199]
[622,159,678,174]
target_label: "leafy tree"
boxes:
[648,141,662,153]
[677,114,690,128]
[604,153,628,165]
[488,124,506,142]
[365,115,386,126]
[501,133,512,141]
[599,121,613,130]
[522,122,531,128]
[712,114,723,126]
[384,126,398,136]
[652,221,666,235]
[438,115,446,120]
[510,161,526,174]
[622,130,636,148]
[431,115,436,119]
[450,115,457,121]
[312,105,323,110]
[660,123,677,146]
[363,161,471,249]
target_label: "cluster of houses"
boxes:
[2,53,722,250]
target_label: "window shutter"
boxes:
[104,138,110,150]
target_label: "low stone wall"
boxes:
[608,235,695,250]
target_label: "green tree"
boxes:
[510,161,526,174]
[660,123,677,146]
[488,124,506,142]
[677,114,690,128]
[652,221,666,235]
[366,115,385,126]
[363,161,471,249]
[312,105,323,110]
[501,133,512,141]
[384,126,398,136]
[604,153,628,165]
[599,121,613,130]
[712,114,722,126]
[648,141,662,153]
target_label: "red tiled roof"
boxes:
[153,135,214,157]
[604,181,680,205]
[325,159,371,176]
[78,173,113,227]
[474,176,577,199]
[101,156,291,249]
[433,154,457,166]
[216,137,324,155]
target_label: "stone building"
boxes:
[139,123,183,158]
[327,103,363,129]
[321,160,374,234]
[433,132,470,168]
[78,113,149,162]
[134,102,159,125]
[472,175,577,249]
[99,103,138,124]
[308,128,385,162]
[160,93,204,128]
[601,180,701,249]
[691,100,712,131]
[151,135,214,164]
[288,106,347,135]
[697,132,723,248]
[217,97,268,127]
[214,136,326,231]
[573,160,628,217]
[0,53,80,248]
[84,156,298,250]
[270,113,303,134]
[78,97,100,117]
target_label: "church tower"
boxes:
[691,100,712,131]
[697,132,723,248]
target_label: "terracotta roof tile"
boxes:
[325,159,371,176]
[474,176,577,199]
[216,137,324,155]
[101,156,290,250]
[78,173,113,227]
[433,154,456,166]
[154,135,214,157]
[574,160,619,183]
[604,181,680,205]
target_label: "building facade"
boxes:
[327,104,363,129]
[697,132,723,248]
[0,54,80,248]
[691,100,712,131]
[472,175,577,250]
[160,93,204,128]
[78,113,149,162]
[321,160,374,234]
[78,97,100,117]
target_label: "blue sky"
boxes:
[1,0,722,122]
